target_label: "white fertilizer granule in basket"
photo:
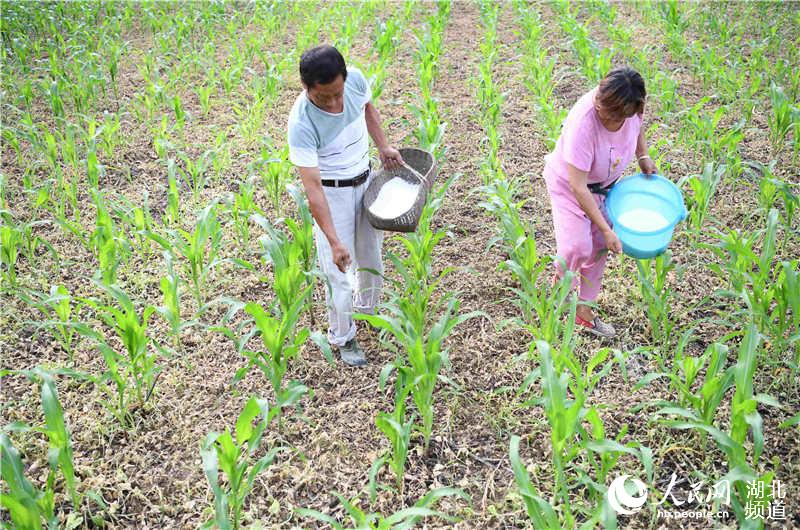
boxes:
[368,177,420,220]
[617,208,670,232]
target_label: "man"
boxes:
[287,45,403,367]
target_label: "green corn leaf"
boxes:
[235,397,260,447]
[509,435,559,528]
[294,508,343,529]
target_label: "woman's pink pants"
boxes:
[548,190,611,302]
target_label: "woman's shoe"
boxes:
[575,314,616,339]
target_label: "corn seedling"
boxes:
[751,162,798,246]
[635,339,735,429]
[165,158,181,227]
[373,17,400,65]
[374,363,414,492]
[211,132,232,182]
[773,261,800,365]
[253,144,292,216]
[83,281,162,426]
[100,111,122,159]
[177,150,214,203]
[768,82,799,152]
[223,179,261,250]
[251,61,283,104]
[680,162,725,235]
[408,99,447,161]
[19,285,83,363]
[234,94,268,144]
[149,203,224,309]
[280,184,318,323]
[110,193,156,259]
[89,189,129,285]
[156,251,196,346]
[1,221,22,287]
[636,250,681,349]
[199,396,289,530]
[239,299,311,404]
[0,370,82,528]
[534,339,580,526]
[509,434,560,529]
[196,82,214,116]
[153,116,174,162]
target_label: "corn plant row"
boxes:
[407,0,450,159]
[354,3,407,105]
[212,188,327,409]
[475,1,573,348]
[466,12,649,526]
[357,175,480,492]
[701,209,800,366]
[513,0,567,150]
[474,0,503,185]
[550,0,614,85]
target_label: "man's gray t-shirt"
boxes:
[287,67,372,180]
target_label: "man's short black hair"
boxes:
[299,45,347,88]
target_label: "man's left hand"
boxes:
[379,146,403,170]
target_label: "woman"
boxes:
[543,66,657,339]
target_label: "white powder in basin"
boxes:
[617,208,670,232]
[368,176,420,219]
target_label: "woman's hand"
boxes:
[603,227,623,254]
[638,155,658,176]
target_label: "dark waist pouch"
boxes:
[588,178,618,196]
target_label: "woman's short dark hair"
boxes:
[299,45,347,88]
[597,66,646,117]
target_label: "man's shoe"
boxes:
[575,314,616,339]
[339,338,367,366]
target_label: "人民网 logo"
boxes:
[607,474,648,515]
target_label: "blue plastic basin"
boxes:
[606,173,687,259]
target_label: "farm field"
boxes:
[1,1,799,529]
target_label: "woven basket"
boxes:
[364,148,436,233]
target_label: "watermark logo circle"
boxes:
[608,474,648,515]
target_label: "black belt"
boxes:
[321,165,370,188]
[588,178,618,196]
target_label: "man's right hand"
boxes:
[331,240,351,273]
